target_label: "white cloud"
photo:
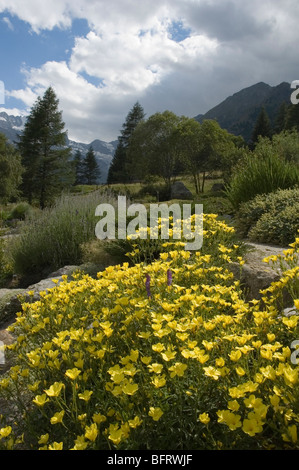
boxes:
[0,0,298,142]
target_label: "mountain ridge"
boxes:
[194,81,291,141]
[0,111,117,183]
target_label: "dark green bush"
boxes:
[225,151,299,209]
[7,202,33,221]
[234,187,299,245]
[235,187,299,238]
[248,202,299,246]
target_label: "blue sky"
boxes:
[0,1,298,143]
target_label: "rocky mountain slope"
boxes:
[0,111,117,183]
[195,81,291,142]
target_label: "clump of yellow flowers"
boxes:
[0,216,298,450]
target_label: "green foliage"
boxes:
[226,148,299,209]
[0,238,13,287]
[234,187,299,245]
[108,102,145,184]
[248,203,299,246]
[8,190,117,276]
[251,106,272,143]
[7,202,33,221]
[0,133,23,203]
[82,146,101,185]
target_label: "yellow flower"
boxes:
[72,435,88,450]
[228,400,240,412]
[282,425,297,443]
[244,395,263,409]
[229,350,242,362]
[282,316,299,329]
[203,366,221,381]
[38,434,49,445]
[33,394,49,407]
[0,426,12,440]
[50,410,65,425]
[78,390,93,401]
[161,347,177,362]
[108,424,123,446]
[152,343,165,353]
[169,362,188,377]
[44,382,65,397]
[235,366,246,376]
[148,363,163,374]
[48,442,63,450]
[92,413,107,425]
[122,382,138,395]
[151,375,166,388]
[283,365,298,386]
[141,356,152,365]
[242,418,263,436]
[128,416,143,428]
[217,410,242,430]
[65,368,81,380]
[215,357,225,367]
[198,413,210,424]
[148,407,164,421]
[85,423,98,442]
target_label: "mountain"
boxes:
[194,81,291,142]
[0,111,117,183]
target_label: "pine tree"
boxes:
[82,146,101,185]
[274,102,289,134]
[107,102,145,184]
[251,107,272,144]
[18,87,74,208]
[73,150,85,185]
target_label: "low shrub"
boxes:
[225,150,299,209]
[8,190,118,277]
[7,202,33,221]
[249,204,299,246]
[0,218,299,450]
[234,187,299,245]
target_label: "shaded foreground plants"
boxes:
[0,215,298,450]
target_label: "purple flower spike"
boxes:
[145,274,151,298]
[167,269,172,286]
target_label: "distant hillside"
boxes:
[0,111,117,183]
[195,81,291,142]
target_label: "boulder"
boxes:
[0,288,26,325]
[229,261,281,301]
[229,242,294,305]
[170,181,193,200]
[211,183,225,192]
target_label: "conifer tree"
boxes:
[107,102,145,184]
[251,106,272,144]
[82,146,101,185]
[73,150,85,185]
[18,87,73,208]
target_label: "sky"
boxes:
[0,0,298,143]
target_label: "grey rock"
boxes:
[170,181,193,200]
[0,288,26,325]
[211,183,225,192]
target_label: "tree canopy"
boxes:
[0,133,23,203]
